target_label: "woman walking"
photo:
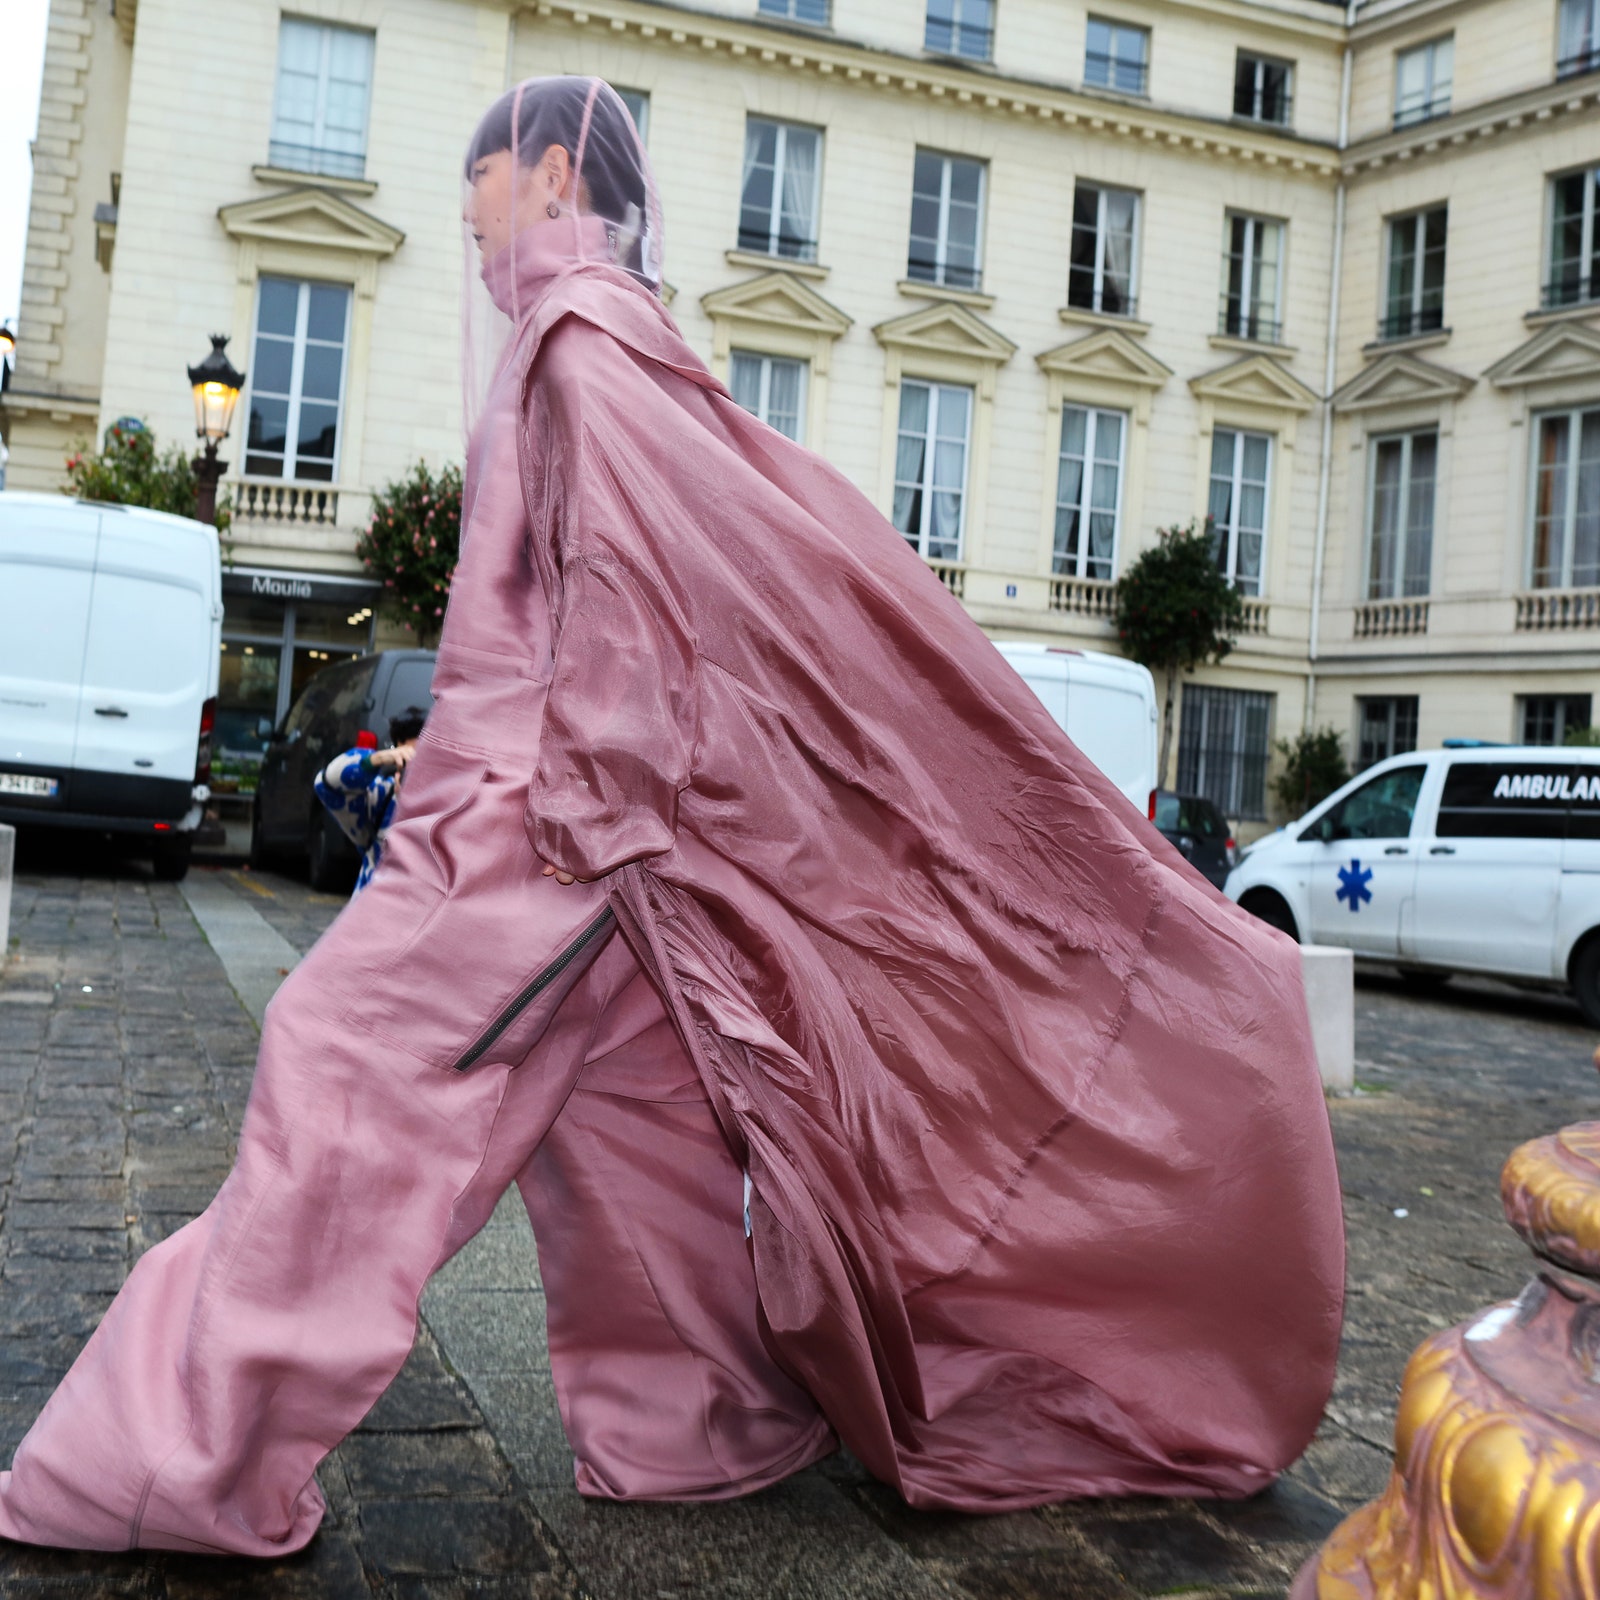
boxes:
[0,77,1343,1555]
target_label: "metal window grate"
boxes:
[1177,685,1273,821]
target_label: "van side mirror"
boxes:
[1317,817,1336,844]
[256,717,277,742]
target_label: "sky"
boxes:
[2,0,53,334]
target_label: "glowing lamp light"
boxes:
[0,325,16,361]
[186,334,245,443]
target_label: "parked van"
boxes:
[1226,744,1600,1024]
[991,642,1159,814]
[0,493,222,880]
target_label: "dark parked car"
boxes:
[251,649,436,889]
[1152,789,1237,890]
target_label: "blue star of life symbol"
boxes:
[1336,858,1373,913]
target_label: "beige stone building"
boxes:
[3,0,1597,829]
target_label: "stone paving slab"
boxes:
[2,833,1597,1597]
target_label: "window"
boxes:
[925,0,994,60]
[245,277,351,482]
[1436,761,1576,839]
[1085,18,1149,95]
[269,18,375,179]
[1208,429,1271,595]
[1356,696,1419,769]
[1394,36,1453,128]
[1220,213,1283,342]
[1317,765,1425,840]
[1054,405,1125,580]
[1521,693,1593,744]
[616,89,649,142]
[740,119,822,262]
[730,351,807,443]
[1559,0,1600,77]
[1382,206,1447,339]
[762,0,830,22]
[1068,182,1139,317]
[1234,51,1293,125]
[1177,685,1273,820]
[1368,431,1437,599]
[892,380,971,563]
[1532,408,1600,588]
[1547,168,1600,309]
[907,151,985,290]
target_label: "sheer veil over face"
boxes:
[460,76,661,437]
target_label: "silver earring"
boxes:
[546,200,560,219]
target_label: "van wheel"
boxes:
[1240,889,1299,943]
[1571,937,1600,1029]
[150,834,193,883]
[306,809,351,893]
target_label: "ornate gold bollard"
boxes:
[1293,1123,1600,1599]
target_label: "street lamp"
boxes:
[0,325,16,394]
[186,333,245,525]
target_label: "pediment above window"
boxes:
[701,272,852,341]
[872,303,1017,366]
[1332,350,1473,414]
[218,189,404,257]
[1486,322,1600,389]
[1036,328,1172,390]
[1190,353,1317,414]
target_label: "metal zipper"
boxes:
[452,905,616,1073]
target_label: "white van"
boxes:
[0,493,222,880]
[1226,744,1600,1024]
[992,641,1159,815]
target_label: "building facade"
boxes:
[3,0,1597,828]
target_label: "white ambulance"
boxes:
[1225,744,1600,1025]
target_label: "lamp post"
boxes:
[186,334,245,526]
[0,325,16,394]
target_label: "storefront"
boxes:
[214,565,381,798]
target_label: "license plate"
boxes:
[0,772,59,798]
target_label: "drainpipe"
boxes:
[1306,0,1359,732]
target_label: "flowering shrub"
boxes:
[355,460,463,646]
[64,420,232,531]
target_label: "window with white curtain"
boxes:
[1208,429,1270,595]
[1054,405,1125,580]
[730,352,807,443]
[1233,52,1293,125]
[1382,206,1447,339]
[1220,213,1283,342]
[1532,408,1600,589]
[1368,430,1438,599]
[907,151,985,290]
[1394,36,1453,128]
[244,277,351,482]
[269,18,375,179]
[739,119,822,262]
[1559,0,1600,76]
[1068,182,1139,317]
[892,380,972,563]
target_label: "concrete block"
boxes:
[1301,943,1354,1095]
[0,823,13,963]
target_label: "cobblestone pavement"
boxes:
[1,837,1596,1598]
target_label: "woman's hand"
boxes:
[541,861,587,886]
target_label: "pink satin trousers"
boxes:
[0,740,832,1555]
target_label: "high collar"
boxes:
[481,214,614,320]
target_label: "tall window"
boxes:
[1068,182,1139,317]
[244,277,351,482]
[1368,430,1437,599]
[1054,405,1125,580]
[730,352,806,443]
[907,152,985,290]
[1521,692,1593,744]
[1177,685,1273,820]
[1357,696,1419,769]
[1559,0,1600,77]
[740,119,822,262]
[1532,408,1600,588]
[892,380,971,563]
[925,0,994,60]
[1208,429,1270,595]
[269,19,375,179]
[1220,213,1283,342]
[1085,18,1149,95]
[1394,36,1453,128]
[616,89,649,142]
[1234,51,1293,125]
[762,0,830,23]
[1383,206,1447,338]
[1547,168,1600,309]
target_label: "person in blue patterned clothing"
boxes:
[313,707,429,895]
